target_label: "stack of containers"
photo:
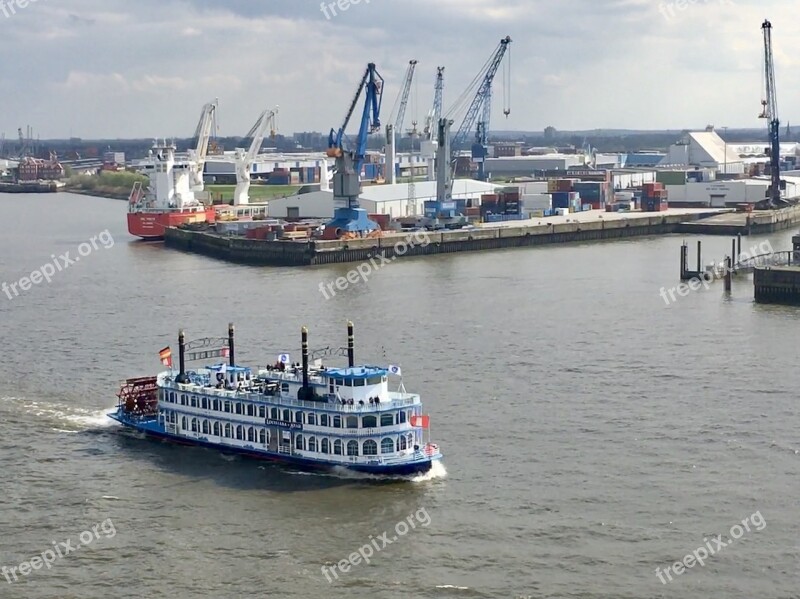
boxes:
[552,191,570,211]
[641,182,668,211]
[499,187,521,215]
[480,193,499,220]
[573,181,605,210]
[270,168,290,185]
[568,191,581,213]
[557,179,575,192]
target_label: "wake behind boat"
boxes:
[108,322,441,476]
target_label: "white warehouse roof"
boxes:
[359,179,499,203]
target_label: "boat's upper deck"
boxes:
[159,362,420,412]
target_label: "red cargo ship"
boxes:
[128,101,218,240]
[127,140,217,240]
[127,205,216,240]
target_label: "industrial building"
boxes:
[664,175,800,207]
[658,130,745,174]
[482,154,586,177]
[267,179,500,219]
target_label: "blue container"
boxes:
[552,191,570,209]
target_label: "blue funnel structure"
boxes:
[326,63,384,237]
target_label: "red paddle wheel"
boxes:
[117,376,159,417]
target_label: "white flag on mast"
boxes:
[388,365,402,376]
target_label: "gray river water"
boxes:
[0,192,798,598]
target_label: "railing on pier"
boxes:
[733,251,795,272]
[679,236,798,290]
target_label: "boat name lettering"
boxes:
[186,348,229,361]
[265,419,303,430]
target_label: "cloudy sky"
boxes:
[0,0,796,139]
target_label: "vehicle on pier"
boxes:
[108,322,441,476]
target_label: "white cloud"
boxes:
[0,0,796,138]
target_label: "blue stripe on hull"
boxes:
[108,413,436,477]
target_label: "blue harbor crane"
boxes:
[448,35,511,181]
[384,60,418,185]
[759,19,783,208]
[326,63,385,238]
[422,37,511,229]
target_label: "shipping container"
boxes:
[368,213,390,230]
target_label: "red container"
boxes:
[368,213,390,230]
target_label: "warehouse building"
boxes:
[267,179,500,219]
[483,154,585,177]
[658,130,744,174]
[664,176,800,207]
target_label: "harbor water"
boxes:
[1,192,797,598]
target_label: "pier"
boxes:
[677,234,800,304]
[164,208,722,267]
[674,204,800,235]
[752,233,800,305]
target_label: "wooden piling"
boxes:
[724,257,732,292]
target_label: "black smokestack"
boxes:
[301,326,309,399]
[177,329,187,383]
[228,322,235,367]
[347,321,355,367]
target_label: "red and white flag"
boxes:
[159,346,172,367]
[221,347,230,358]
[410,415,430,429]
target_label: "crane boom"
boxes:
[385,60,417,185]
[759,19,781,207]
[389,60,418,134]
[325,63,384,237]
[423,67,445,142]
[233,107,278,206]
[448,36,511,166]
[328,63,384,175]
[187,99,218,191]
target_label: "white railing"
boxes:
[161,380,421,411]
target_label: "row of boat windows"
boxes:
[162,391,411,427]
[329,376,384,387]
[295,434,415,455]
[163,412,414,455]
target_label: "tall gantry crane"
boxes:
[759,20,781,208]
[233,107,278,206]
[325,63,385,238]
[447,36,511,181]
[384,60,417,185]
[187,99,218,193]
